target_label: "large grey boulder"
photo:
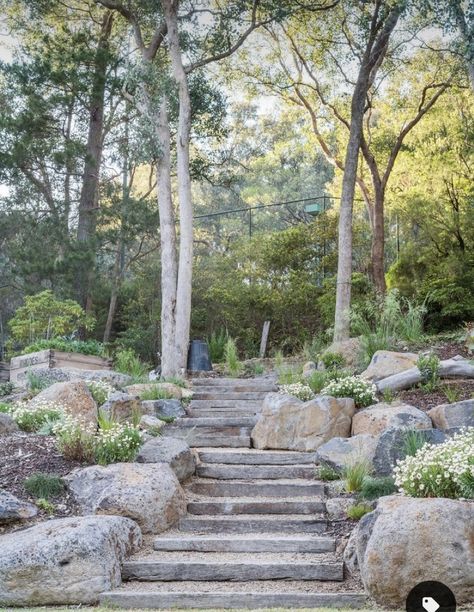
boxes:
[315,434,378,471]
[251,393,355,451]
[361,350,418,382]
[136,437,196,482]
[100,391,143,421]
[0,489,37,524]
[373,427,447,476]
[428,399,474,430]
[345,495,474,606]
[0,413,19,435]
[65,462,186,534]
[351,402,431,436]
[141,399,186,419]
[0,515,141,606]
[31,380,98,425]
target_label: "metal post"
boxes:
[249,208,253,238]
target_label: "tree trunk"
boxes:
[103,243,121,344]
[75,11,114,309]
[162,0,193,376]
[371,183,386,294]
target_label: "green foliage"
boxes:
[342,461,372,493]
[24,473,64,499]
[36,498,55,514]
[250,362,265,376]
[8,402,62,432]
[277,365,301,385]
[114,348,150,382]
[86,380,114,407]
[318,463,341,481]
[208,329,229,363]
[8,291,95,347]
[0,382,14,397]
[321,352,345,370]
[224,338,242,377]
[321,376,378,408]
[53,415,96,463]
[417,352,440,391]
[94,422,142,465]
[347,503,373,521]
[26,370,51,394]
[381,388,396,403]
[139,385,174,401]
[162,376,187,388]
[305,370,329,394]
[0,403,10,413]
[360,476,397,500]
[442,384,461,404]
[22,338,105,357]
[158,415,176,424]
[279,383,314,401]
[402,429,429,458]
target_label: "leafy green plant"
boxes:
[402,429,429,458]
[36,498,55,514]
[24,473,64,499]
[0,381,14,397]
[442,384,461,404]
[279,383,314,401]
[26,370,51,394]
[139,385,174,400]
[342,461,371,493]
[360,476,397,500]
[208,329,229,363]
[94,422,142,465]
[53,415,96,462]
[8,401,62,432]
[381,388,396,403]
[347,502,373,521]
[114,348,150,382]
[321,376,377,408]
[417,352,440,391]
[158,415,176,424]
[321,351,345,370]
[0,402,11,413]
[250,362,265,376]
[224,338,242,377]
[277,365,301,385]
[305,370,329,394]
[22,338,105,357]
[162,376,187,388]
[318,463,341,481]
[86,380,114,406]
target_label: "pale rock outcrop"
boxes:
[428,399,474,430]
[136,436,196,482]
[360,350,418,382]
[31,380,97,425]
[315,434,378,471]
[351,402,431,436]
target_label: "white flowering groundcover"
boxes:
[279,383,314,402]
[394,428,474,499]
[321,375,378,408]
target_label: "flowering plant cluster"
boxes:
[53,414,96,462]
[393,428,474,499]
[85,379,115,406]
[8,401,62,432]
[279,383,314,402]
[321,375,377,408]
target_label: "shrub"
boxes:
[279,383,314,402]
[0,381,14,397]
[306,370,329,394]
[139,385,174,400]
[86,380,114,406]
[417,352,440,391]
[114,348,150,382]
[208,329,229,363]
[36,498,55,514]
[393,428,474,499]
[53,415,96,462]
[8,401,62,432]
[24,473,64,499]
[22,338,105,357]
[94,422,142,465]
[360,476,397,500]
[26,370,51,394]
[224,338,242,377]
[321,352,345,370]
[321,376,377,408]
[277,365,301,385]
[318,463,341,481]
[343,461,372,493]
[443,384,461,404]
[381,388,395,403]
[347,503,373,521]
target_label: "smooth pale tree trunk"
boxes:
[162,0,193,375]
[371,183,386,294]
[103,244,122,343]
[76,11,114,310]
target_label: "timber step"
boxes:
[122,560,343,582]
[186,408,258,418]
[170,416,257,427]
[187,498,326,515]
[188,399,263,409]
[192,391,269,400]
[164,434,251,448]
[186,478,325,497]
[197,448,318,465]
[196,463,316,480]
[100,588,367,609]
[153,534,336,553]
[179,515,327,534]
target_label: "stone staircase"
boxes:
[100,377,366,610]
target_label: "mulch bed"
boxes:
[397,379,474,412]
[0,433,86,533]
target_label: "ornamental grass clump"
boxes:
[279,383,314,402]
[393,428,474,499]
[321,375,377,408]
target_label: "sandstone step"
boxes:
[179,515,327,534]
[196,463,316,480]
[192,391,269,400]
[187,499,325,515]
[186,478,324,497]
[198,448,317,465]
[122,560,343,582]
[153,534,335,553]
[100,588,367,609]
[188,399,263,409]
[172,416,257,427]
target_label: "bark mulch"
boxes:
[397,379,474,412]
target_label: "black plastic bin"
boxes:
[187,339,213,372]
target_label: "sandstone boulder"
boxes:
[31,380,98,425]
[346,496,474,606]
[0,489,37,524]
[125,382,183,399]
[0,515,141,605]
[251,393,355,451]
[326,496,355,520]
[65,462,186,533]
[139,414,165,432]
[373,427,447,476]
[136,437,196,482]
[351,402,431,436]
[100,391,143,421]
[0,413,18,435]
[140,399,185,419]
[319,338,362,370]
[361,350,418,382]
[428,399,474,430]
[315,434,378,471]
